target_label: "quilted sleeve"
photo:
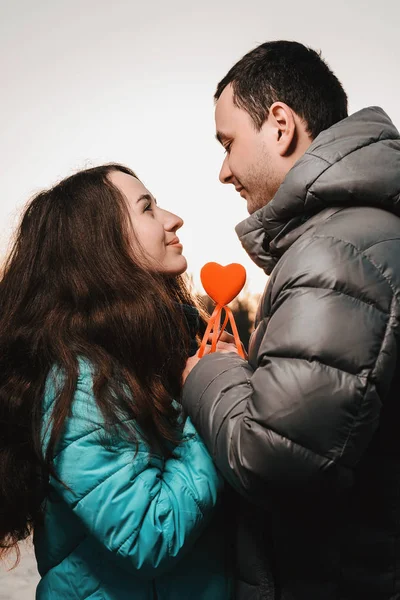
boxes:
[183,233,397,502]
[43,371,223,578]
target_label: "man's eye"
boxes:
[224,142,232,154]
[144,203,152,212]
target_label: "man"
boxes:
[182,41,400,600]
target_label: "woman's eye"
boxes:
[144,203,152,212]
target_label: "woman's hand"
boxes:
[216,330,248,359]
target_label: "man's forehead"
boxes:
[215,83,255,142]
[215,84,235,116]
[215,84,237,137]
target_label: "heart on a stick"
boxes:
[200,262,246,306]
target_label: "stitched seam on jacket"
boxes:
[53,425,105,460]
[250,357,368,466]
[283,283,390,316]
[71,461,135,510]
[364,237,400,250]
[302,142,385,206]
[305,132,389,187]
[310,233,398,298]
[371,295,397,381]
[296,158,334,200]
[198,363,251,408]
[339,376,370,459]
[213,385,253,458]
[155,487,174,557]
[245,418,343,468]
[306,152,332,165]
[52,418,147,461]
[157,444,208,517]
[82,584,103,600]
[247,361,367,467]
[258,354,369,380]
[161,475,203,516]
[339,294,394,457]
[115,474,160,553]
[301,139,391,213]
[42,534,87,575]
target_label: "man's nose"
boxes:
[219,155,233,184]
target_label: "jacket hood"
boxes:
[235,106,400,274]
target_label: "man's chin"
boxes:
[247,195,270,215]
[246,199,259,215]
[240,191,254,214]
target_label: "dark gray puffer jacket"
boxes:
[182,107,400,600]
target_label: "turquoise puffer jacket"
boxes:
[34,360,232,599]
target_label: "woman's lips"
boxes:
[167,237,183,248]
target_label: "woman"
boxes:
[0,164,235,599]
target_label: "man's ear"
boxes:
[268,102,297,157]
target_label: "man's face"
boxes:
[215,84,284,214]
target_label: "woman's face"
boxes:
[109,170,187,275]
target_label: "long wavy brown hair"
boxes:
[0,163,203,561]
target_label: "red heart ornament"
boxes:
[200,262,246,306]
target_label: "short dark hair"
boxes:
[215,40,348,139]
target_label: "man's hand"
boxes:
[182,340,239,384]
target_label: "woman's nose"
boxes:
[164,210,184,231]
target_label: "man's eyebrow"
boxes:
[215,131,229,145]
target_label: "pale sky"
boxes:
[1,0,399,295]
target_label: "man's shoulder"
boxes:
[269,206,400,304]
[310,206,400,253]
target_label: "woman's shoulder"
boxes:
[43,358,95,408]
[41,358,105,452]
[41,359,201,462]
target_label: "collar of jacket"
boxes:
[235,106,400,275]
